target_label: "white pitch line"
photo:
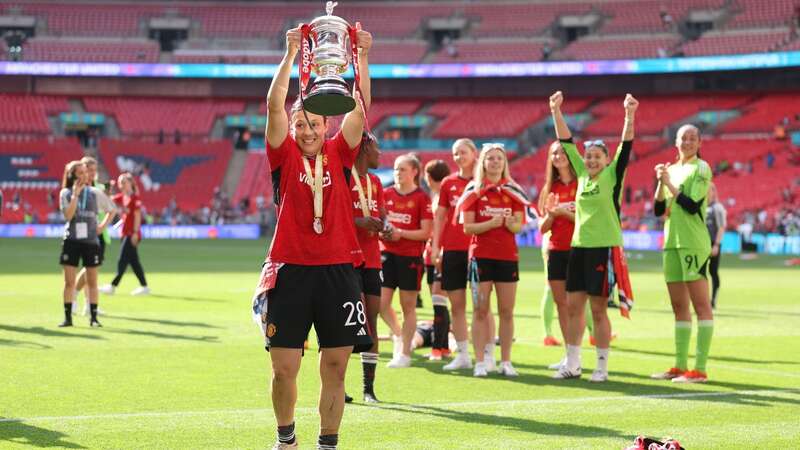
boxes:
[2,388,797,424]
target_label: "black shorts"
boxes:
[358,266,382,297]
[59,240,102,268]
[265,263,366,350]
[98,238,106,265]
[566,247,610,296]
[381,252,424,291]
[472,258,519,283]
[547,250,570,281]
[441,250,469,291]
[426,264,441,286]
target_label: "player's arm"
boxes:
[549,91,585,175]
[61,184,83,221]
[612,94,638,177]
[265,27,300,149]
[431,205,448,263]
[341,24,372,149]
[396,218,432,241]
[463,211,503,235]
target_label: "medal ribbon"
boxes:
[302,153,324,226]
[351,167,372,217]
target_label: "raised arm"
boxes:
[549,91,585,175]
[266,27,301,148]
[341,23,372,149]
[612,94,638,178]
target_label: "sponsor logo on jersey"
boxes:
[479,206,512,218]
[299,171,332,188]
[581,184,601,197]
[353,199,379,211]
[387,211,412,224]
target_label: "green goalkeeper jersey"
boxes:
[662,157,712,252]
[562,139,632,248]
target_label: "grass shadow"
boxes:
[102,315,221,329]
[0,338,52,350]
[613,346,800,365]
[103,327,219,343]
[0,420,86,448]
[367,402,627,440]
[147,294,226,304]
[0,324,104,341]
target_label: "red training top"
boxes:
[437,174,472,252]
[349,171,384,269]
[467,185,524,262]
[380,187,432,257]
[266,131,363,266]
[547,178,577,251]
[113,193,142,239]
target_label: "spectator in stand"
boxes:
[766,151,775,169]
[542,42,552,61]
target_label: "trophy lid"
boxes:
[310,1,350,28]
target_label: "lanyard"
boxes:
[351,166,372,218]
[302,152,324,234]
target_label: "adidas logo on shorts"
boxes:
[357,327,367,336]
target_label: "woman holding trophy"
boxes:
[257,4,372,448]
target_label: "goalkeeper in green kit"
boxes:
[651,124,714,383]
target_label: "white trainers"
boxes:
[589,369,608,382]
[473,362,488,377]
[443,353,472,371]
[548,357,567,370]
[131,286,151,296]
[386,354,411,368]
[272,441,298,449]
[553,366,582,379]
[99,284,115,295]
[484,355,497,373]
[498,361,518,377]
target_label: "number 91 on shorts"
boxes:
[663,248,710,283]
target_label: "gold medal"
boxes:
[302,151,325,234]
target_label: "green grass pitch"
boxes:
[1,238,799,449]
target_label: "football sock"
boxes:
[566,344,581,371]
[90,303,98,322]
[456,340,469,356]
[361,352,378,393]
[318,433,338,450]
[675,321,692,371]
[695,320,714,373]
[63,303,72,322]
[541,286,555,337]
[277,422,296,445]
[596,347,609,372]
[432,297,450,350]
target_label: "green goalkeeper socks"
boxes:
[695,320,714,373]
[675,321,692,371]
[541,285,555,337]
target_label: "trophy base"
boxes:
[304,79,356,116]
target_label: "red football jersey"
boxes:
[113,193,142,239]
[548,178,577,251]
[350,172,384,269]
[381,187,432,257]
[266,132,363,266]
[437,174,472,252]
[468,186,524,262]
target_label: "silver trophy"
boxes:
[301,1,357,116]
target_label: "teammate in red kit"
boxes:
[432,138,480,371]
[459,144,528,377]
[255,24,372,450]
[538,141,580,370]
[381,153,433,369]
[349,131,383,403]
[99,172,149,297]
[422,159,452,361]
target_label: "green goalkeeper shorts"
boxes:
[663,248,710,283]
